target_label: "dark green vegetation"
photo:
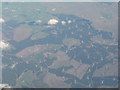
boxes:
[2,2,118,88]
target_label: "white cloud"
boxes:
[68,20,72,24]
[0,84,11,88]
[0,18,5,23]
[61,21,66,25]
[48,19,58,25]
[35,20,42,24]
[0,41,9,49]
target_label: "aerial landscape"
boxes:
[0,2,118,88]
